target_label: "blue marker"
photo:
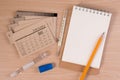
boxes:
[38,63,55,73]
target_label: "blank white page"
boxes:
[62,6,112,69]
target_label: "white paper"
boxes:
[62,6,112,69]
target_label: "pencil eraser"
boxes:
[38,63,55,73]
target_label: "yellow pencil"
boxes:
[80,33,104,80]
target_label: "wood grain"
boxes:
[0,0,120,80]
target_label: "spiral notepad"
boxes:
[61,6,112,69]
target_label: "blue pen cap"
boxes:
[38,63,55,73]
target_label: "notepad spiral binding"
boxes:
[75,6,110,16]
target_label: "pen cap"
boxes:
[38,63,55,73]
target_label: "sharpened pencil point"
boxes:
[101,32,105,37]
[102,32,105,35]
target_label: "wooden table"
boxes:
[0,0,120,80]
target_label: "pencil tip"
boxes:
[101,32,105,37]
[102,32,105,35]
